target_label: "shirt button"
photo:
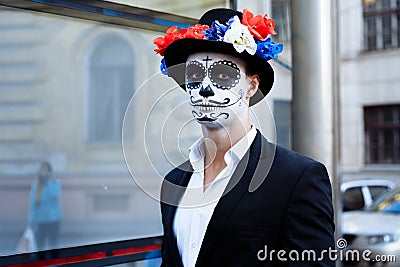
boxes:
[191,243,196,248]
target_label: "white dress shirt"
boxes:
[173,127,257,267]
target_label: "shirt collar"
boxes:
[188,126,257,171]
[229,126,257,162]
[188,138,204,171]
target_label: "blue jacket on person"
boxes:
[29,178,62,225]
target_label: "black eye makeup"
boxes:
[186,61,206,90]
[208,60,240,90]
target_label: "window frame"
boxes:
[362,0,400,51]
[364,104,400,164]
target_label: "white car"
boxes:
[342,187,400,266]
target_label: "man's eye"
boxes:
[186,61,206,89]
[189,72,203,80]
[217,73,230,80]
[208,61,240,89]
[186,62,205,82]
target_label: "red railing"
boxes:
[0,236,162,267]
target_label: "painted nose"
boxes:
[199,85,215,97]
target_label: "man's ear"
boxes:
[246,74,260,99]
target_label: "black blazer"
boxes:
[160,130,335,267]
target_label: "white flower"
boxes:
[223,16,257,55]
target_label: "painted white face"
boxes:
[185,52,249,128]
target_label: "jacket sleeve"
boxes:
[160,194,166,267]
[279,162,335,267]
[160,233,167,267]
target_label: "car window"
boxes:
[369,186,391,200]
[343,187,365,211]
[370,192,400,213]
[382,202,400,213]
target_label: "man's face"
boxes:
[185,52,249,128]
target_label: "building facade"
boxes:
[340,0,400,184]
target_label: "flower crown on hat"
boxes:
[153,8,284,76]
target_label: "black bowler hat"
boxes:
[158,8,283,106]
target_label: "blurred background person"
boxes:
[28,162,63,250]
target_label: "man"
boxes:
[153,8,335,267]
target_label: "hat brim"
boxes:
[163,38,274,106]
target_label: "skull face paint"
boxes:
[186,60,241,90]
[185,52,249,128]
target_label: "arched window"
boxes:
[87,37,134,142]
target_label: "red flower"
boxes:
[184,24,209,39]
[241,8,277,41]
[153,24,209,56]
[153,26,183,56]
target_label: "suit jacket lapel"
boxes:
[196,130,272,267]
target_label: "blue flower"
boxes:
[203,16,237,41]
[255,38,283,60]
[160,58,169,76]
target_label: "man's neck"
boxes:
[201,120,252,163]
[199,120,252,190]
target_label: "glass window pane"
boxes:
[370,146,379,162]
[89,67,116,141]
[382,0,391,9]
[365,128,378,163]
[383,129,394,145]
[370,129,379,143]
[93,194,129,211]
[383,106,393,123]
[367,35,377,50]
[343,187,365,211]
[382,14,392,48]
[365,107,378,123]
[393,107,400,123]
[366,16,377,50]
[398,13,400,47]
[0,6,163,256]
[363,0,377,11]
[383,130,394,162]
[398,106,400,122]
[396,130,400,162]
[272,0,291,42]
[88,38,134,142]
[369,186,391,200]
[365,105,400,164]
